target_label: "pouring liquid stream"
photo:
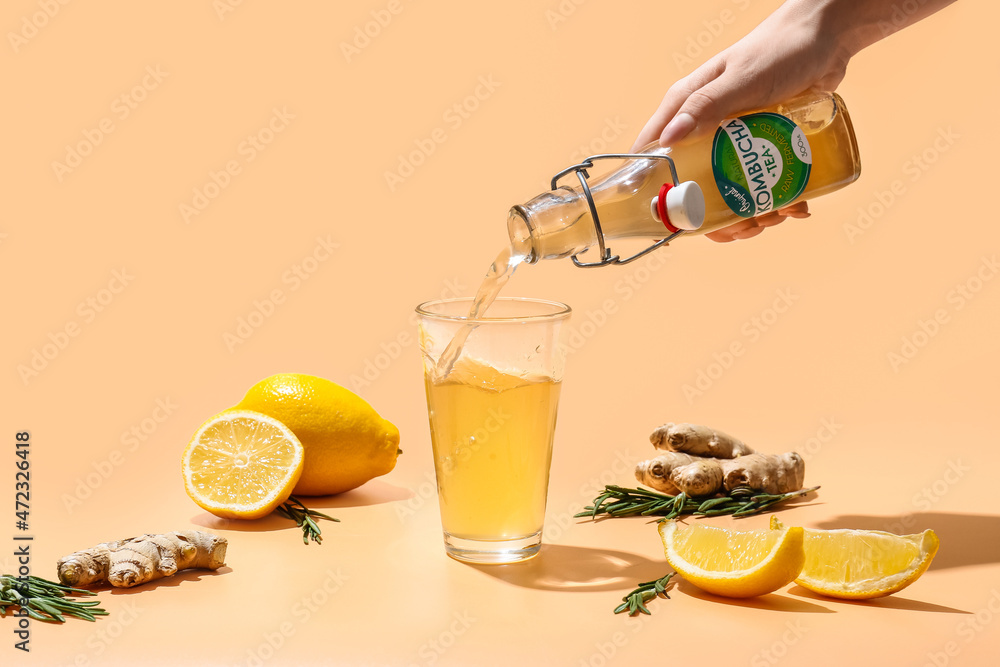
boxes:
[432,242,527,380]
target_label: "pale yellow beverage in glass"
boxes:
[416,297,570,563]
[426,358,561,539]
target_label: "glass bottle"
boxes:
[507,90,861,266]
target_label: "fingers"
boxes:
[704,202,811,243]
[705,219,761,242]
[812,49,850,92]
[657,112,698,150]
[632,110,670,152]
[631,58,726,151]
[730,225,768,241]
[777,201,810,218]
[658,67,751,147]
[749,212,787,229]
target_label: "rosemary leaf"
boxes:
[0,574,106,623]
[697,496,738,513]
[277,495,340,545]
[579,485,820,522]
[614,573,675,616]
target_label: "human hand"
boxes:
[632,0,854,241]
[704,201,810,242]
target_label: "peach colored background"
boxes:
[3,1,998,665]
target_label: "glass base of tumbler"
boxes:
[443,531,542,564]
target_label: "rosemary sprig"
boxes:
[614,573,675,616]
[276,495,340,545]
[576,485,819,521]
[0,575,108,623]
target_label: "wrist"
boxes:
[810,0,896,56]
[782,0,870,58]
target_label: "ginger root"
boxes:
[636,452,804,496]
[634,452,721,496]
[638,423,805,497]
[650,422,755,458]
[57,530,227,589]
[722,452,804,495]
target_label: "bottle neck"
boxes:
[506,208,536,264]
[507,187,593,264]
[508,148,684,264]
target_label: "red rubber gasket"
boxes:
[657,182,679,233]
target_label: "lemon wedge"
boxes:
[659,520,805,598]
[771,516,939,599]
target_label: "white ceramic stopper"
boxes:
[665,181,705,231]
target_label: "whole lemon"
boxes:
[235,373,400,496]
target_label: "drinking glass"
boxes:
[415,297,571,563]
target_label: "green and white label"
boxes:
[711,113,811,218]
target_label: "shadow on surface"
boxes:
[812,512,1000,570]
[676,579,835,613]
[788,586,970,614]
[467,543,678,593]
[190,511,288,533]
[105,566,233,595]
[189,479,413,533]
[295,480,414,509]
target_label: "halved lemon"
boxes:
[771,516,939,599]
[182,410,304,520]
[659,520,805,598]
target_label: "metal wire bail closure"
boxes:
[549,153,686,268]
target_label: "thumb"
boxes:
[658,68,749,147]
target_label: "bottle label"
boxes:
[711,113,811,218]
